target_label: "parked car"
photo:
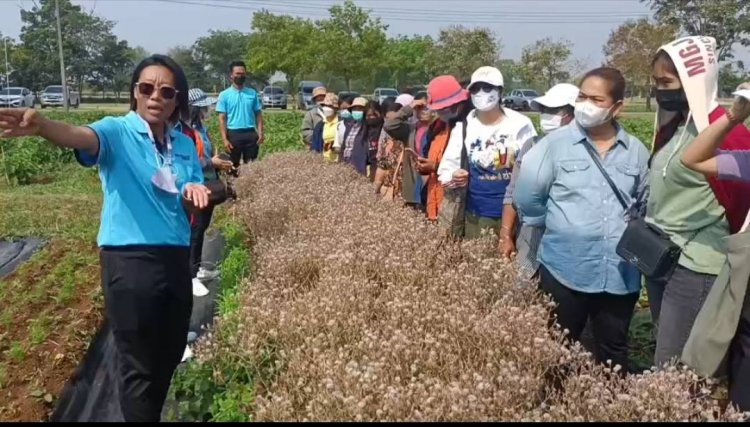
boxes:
[297,80,325,110]
[0,87,35,108]
[503,89,540,111]
[40,85,80,108]
[261,85,287,109]
[337,91,360,101]
[373,87,399,104]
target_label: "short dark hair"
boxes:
[415,92,428,101]
[652,50,678,75]
[385,101,403,113]
[129,54,189,124]
[380,97,397,115]
[366,100,382,116]
[340,95,355,107]
[229,61,246,73]
[580,67,626,102]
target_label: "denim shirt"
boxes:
[514,122,650,295]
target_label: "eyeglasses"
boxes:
[135,82,178,100]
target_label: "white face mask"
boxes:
[471,89,500,112]
[574,101,613,129]
[321,106,335,118]
[540,113,564,133]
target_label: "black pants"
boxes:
[189,205,215,277]
[539,265,639,372]
[100,246,192,422]
[227,128,259,167]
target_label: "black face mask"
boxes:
[366,117,383,127]
[656,88,689,112]
[233,75,246,86]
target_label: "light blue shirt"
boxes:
[514,122,649,295]
[75,111,204,247]
[216,86,262,130]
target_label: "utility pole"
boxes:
[3,37,9,92]
[55,0,69,112]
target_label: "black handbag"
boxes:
[581,143,681,280]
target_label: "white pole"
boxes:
[55,0,69,112]
[3,37,10,91]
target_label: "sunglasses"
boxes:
[469,83,497,95]
[135,82,178,100]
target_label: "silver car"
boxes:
[373,87,399,104]
[0,87,35,108]
[262,86,287,109]
[503,89,540,111]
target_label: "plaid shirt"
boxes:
[343,122,362,159]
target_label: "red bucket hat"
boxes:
[427,75,469,111]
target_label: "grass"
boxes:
[0,156,103,421]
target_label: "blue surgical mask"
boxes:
[352,111,364,121]
[340,110,352,120]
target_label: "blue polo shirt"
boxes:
[216,86,262,130]
[75,111,204,247]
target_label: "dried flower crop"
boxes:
[193,152,746,422]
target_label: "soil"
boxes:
[0,240,103,421]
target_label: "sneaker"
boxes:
[196,267,219,281]
[192,277,209,297]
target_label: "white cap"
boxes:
[395,94,414,106]
[468,66,504,89]
[531,83,579,110]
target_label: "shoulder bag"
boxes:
[581,142,682,281]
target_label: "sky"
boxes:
[1,0,749,70]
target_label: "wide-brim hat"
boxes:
[427,75,469,111]
[188,88,217,107]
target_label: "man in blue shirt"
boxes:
[216,60,264,166]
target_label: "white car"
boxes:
[0,87,35,108]
[373,87,399,104]
[40,85,80,108]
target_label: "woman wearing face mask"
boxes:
[337,97,371,176]
[375,101,407,197]
[438,66,537,239]
[515,67,649,373]
[311,93,340,163]
[417,76,472,222]
[382,94,430,210]
[643,37,750,369]
[178,89,234,291]
[501,83,579,279]
[0,55,210,421]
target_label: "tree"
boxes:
[603,19,678,110]
[427,26,501,80]
[317,0,388,90]
[248,11,320,93]
[719,61,749,97]
[194,30,251,86]
[642,0,750,60]
[496,59,526,91]
[88,36,131,97]
[167,45,211,91]
[0,34,18,87]
[385,35,435,89]
[519,38,573,92]
[14,0,126,91]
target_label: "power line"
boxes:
[157,0,650,24]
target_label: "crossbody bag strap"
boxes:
[582,142,629,211]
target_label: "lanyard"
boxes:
[154,136,173,169]
[136,113,173,168]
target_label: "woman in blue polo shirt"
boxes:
[0,54,210,422]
